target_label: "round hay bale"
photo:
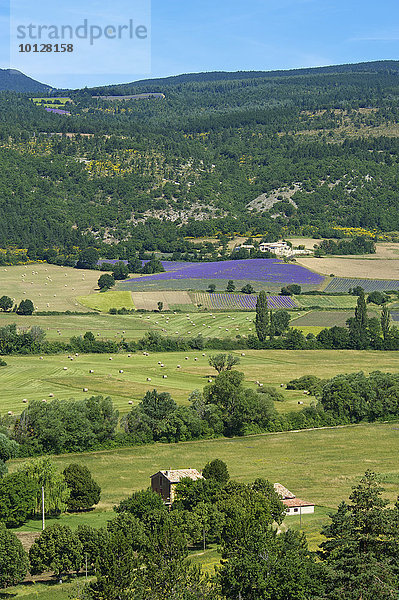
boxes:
[177,365,181,368]
[109,357,113,361]
[8,411,13,415]
[119,370,124,374]
[22,399,28,403]
[147,377,151,382]
[298,401,304,405]
[241,353,246,356]
[63,367,68,370]
[128,400,133,405]
[89,369,94,373]
[42,399,47,403]
[39,356,44,360]
[83,388,89,392]
[163,375,167,379]
[185,356,189,360]
[49,393,54,398]
[208,379,213,383]
[128,354,131,358]
[75,353,79,357]
[194,357,198,361]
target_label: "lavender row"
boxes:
[325,277,399,293]
[195,293,298,310]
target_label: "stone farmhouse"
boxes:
[151,468,203,505]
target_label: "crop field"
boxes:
[194,292,298,310]
[0,264,99,312]
[132,291,193,311]
[325,277,399,293]
[77,291,135,312]
[290,310,353,327]
[118,259,325,292]
[296,256,399,280]
[2,349,399,416]
[296,295,358,309]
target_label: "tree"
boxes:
[98,273,115,290]
[367,291,387,305]
[63,464,101,511]
[127,257,143,272]
[112,262,129,280]
[226,280,235,292]
[381,304,391,341]
[76,247,99,270]
[0,433,19,462]
[271,309,291,336]
[16,299,34,315]
[19,457,70,516]
[141,258,165,274]
[115,488,166,521]
[281,284,301,295]
[157,301,163,312]
[241,283,255,294]
[208,353,240,374]
[29,524,82,582]
[0,472,38,527]
[207,283,216,293]
[255,291,269,342]
[203,459,229,484]
[319,471,399,600]
[0,295,13,312]
[0,523,29,587]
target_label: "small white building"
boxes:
[274,483,315,515]
[259,241,293,257]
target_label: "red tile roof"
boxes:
[282,498,314,508]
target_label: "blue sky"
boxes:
[1,0,399,87]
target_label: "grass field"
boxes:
[9,421,399,532]
[6,419,398,598]
[2,349,399,416]
[77,291,135,312]
[0,264,99,312]
[296,295,358,309]
[290,310,353,327]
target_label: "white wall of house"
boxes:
[285,505,315,515]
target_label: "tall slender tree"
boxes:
[381,304,391,341]
[255,291,269,342]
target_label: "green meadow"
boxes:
[2,349,399,416]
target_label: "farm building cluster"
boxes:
[150,469,314,515]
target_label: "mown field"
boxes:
[2,349,399,416]
[296,295,358,308]
[0,264,99,312]
[10,421,399,537]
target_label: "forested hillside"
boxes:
[2,61,399,252]
[0,69,52,92]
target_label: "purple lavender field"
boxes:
[195,292,299,310]
[124,259,324,285]
[45,108,71,115]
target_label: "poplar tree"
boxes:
[381,304,390,341]
[255,291,269,342]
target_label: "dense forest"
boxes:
[2,61,399,251]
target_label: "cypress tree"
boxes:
[255,291,269,342]
[381,304,390,341]
[354,289,367,328]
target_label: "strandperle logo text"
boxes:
[16,19,148,46]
